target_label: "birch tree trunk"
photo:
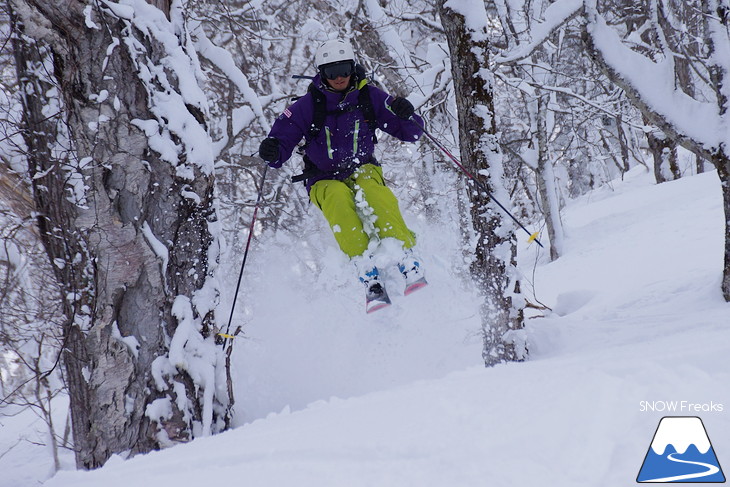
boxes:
[535,92,563,261]
[10,0,228,469]
[438,1,526,366]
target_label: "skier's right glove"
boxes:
[259,137,280,163]
[391,97,415,120]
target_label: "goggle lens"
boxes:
[322,62,355,80]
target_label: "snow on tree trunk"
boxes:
[9,0,229,469]
[438,1,527,366]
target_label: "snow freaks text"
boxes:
[639,401,724,413]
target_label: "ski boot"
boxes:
[398,250,428,296]
[355,259,391,313]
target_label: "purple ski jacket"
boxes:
[266,74,424,189]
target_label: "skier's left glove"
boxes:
[391,97,415,120]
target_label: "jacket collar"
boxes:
[313,73,368,96]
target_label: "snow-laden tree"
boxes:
[499,0,730,301]
[0,166,68,472]
[579,0,730,301]
[438,0,527,366]
[491,0,566,261]
[8,0,231,468]
[493,0,655,261]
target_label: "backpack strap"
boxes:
[306,83,327,143]
[291,154,319,183]
[357,82,378,144]
[304,72,378,144]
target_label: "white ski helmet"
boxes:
[315,39,355,67]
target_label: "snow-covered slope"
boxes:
[34,167,730,486]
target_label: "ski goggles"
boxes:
[321,61,355,80]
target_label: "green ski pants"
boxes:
[309,164,416,258]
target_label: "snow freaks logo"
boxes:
[637,416,726,483]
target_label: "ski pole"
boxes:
[220,164,269,348]
[417,121,544,248]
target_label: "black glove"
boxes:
[259,137,280,163]
[391,97,415,120]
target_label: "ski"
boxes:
[404,276,428,296]
[365,282,391,313]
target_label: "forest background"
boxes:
[1,0,729,478]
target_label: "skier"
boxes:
[258,39,426,312]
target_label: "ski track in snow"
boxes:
[5,165,730,486]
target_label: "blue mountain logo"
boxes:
[637,416,725,483]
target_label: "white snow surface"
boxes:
[6,166,730,486]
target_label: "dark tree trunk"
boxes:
[438,2,526,366]
[10,0,227,469]
[713,154,730,301]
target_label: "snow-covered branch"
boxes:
[582,5,722,158]
[494,0,584,64]
[190,21,270,135]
